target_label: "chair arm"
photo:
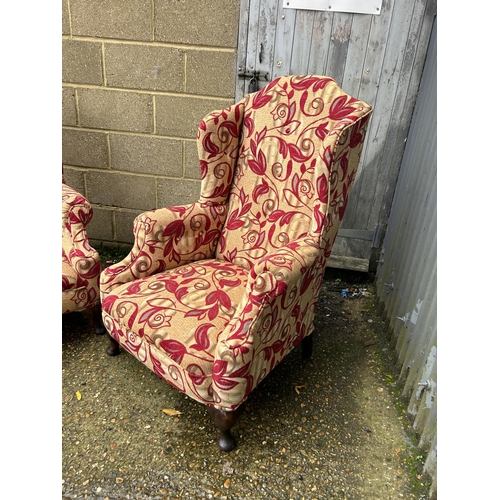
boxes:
[250,236,323,291]
[62,184,101,280]
[100,202,227,298]
[211,237,324,409]
[228,235,323,344]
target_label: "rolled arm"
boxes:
[250,236,322,287]
[222,235,323,349]
[62,184,100,281]
[100,202,227,298]
[211,237,324,410]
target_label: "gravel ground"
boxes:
[62,267,431,500]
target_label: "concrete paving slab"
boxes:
[62,269,431,499]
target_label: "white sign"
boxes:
[283,0,382,15]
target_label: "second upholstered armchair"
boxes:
[99,75,372,450]
[62,180,104,333]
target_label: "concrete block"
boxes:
[62,128,109,169]
[87,171,156,211]
[105,44,184,92]
[70,0,152,41]
[115,210,142,244]
[186,50,236,98]
[110,134,183,176]
[155,95,232,138]
[62,0,70,35]
[157,178,201,207]
[78,88,153,133]
[87,207,113,242]
[155,0,239,48]
[62,39,103,85]
[62,168,86,196]
[184,140,201,180]
[62,87,77,126]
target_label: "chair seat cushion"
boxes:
[102,259,249,404]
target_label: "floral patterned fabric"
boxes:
[100,75,372,411]
[62,182,101,313]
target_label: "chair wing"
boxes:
[100,100,246,298]
[62,183,101,314]
[99,75,372,451]
[216,75,372,268]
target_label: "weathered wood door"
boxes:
[235,0,437,272]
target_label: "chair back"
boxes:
[203,76,372,269]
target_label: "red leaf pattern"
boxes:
[62,183,101,313]
[99,75,372,411]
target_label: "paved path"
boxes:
[62,271,430,499]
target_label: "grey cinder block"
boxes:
[70,0,152,41]
[62,40,103,85]
[105,44,184,92]
[109,134,183,177]
[62,128,109,169]
[78,88,154,133]
[155,95,232,138]
[155,0,239,47]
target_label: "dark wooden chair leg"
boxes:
[301,333,313,358]
[106,334,120,356]
[207,404,245,452]
[92,305,106,335]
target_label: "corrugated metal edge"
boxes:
[375,14,437,499]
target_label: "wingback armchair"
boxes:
[62,180,103,332]
[100,75,372,450]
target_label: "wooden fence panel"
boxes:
[236,0,437,272]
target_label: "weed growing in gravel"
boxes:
[95,244,132,269]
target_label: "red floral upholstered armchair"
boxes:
[62,179,103,332]
[100,75,372,450]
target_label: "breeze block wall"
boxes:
[62,0,240,246]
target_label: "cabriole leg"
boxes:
[301,333,313,358]
[106,334,120,357]
[92,305,106,335]
[207,404,245,452]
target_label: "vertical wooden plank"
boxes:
[339,2,435,269]
[354,0,431,235]
[324,12,353,85]
[341,13,372,97]
[235,0,252,100]
[307,11,334,75]
[289,10,315,74]
[240,0,263,96]
[255,0,279,85]
[377,12,436,328]
[272,2,297,78]
[327,10,370,262]
[341,0,422,264]
[331,12,374,262]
